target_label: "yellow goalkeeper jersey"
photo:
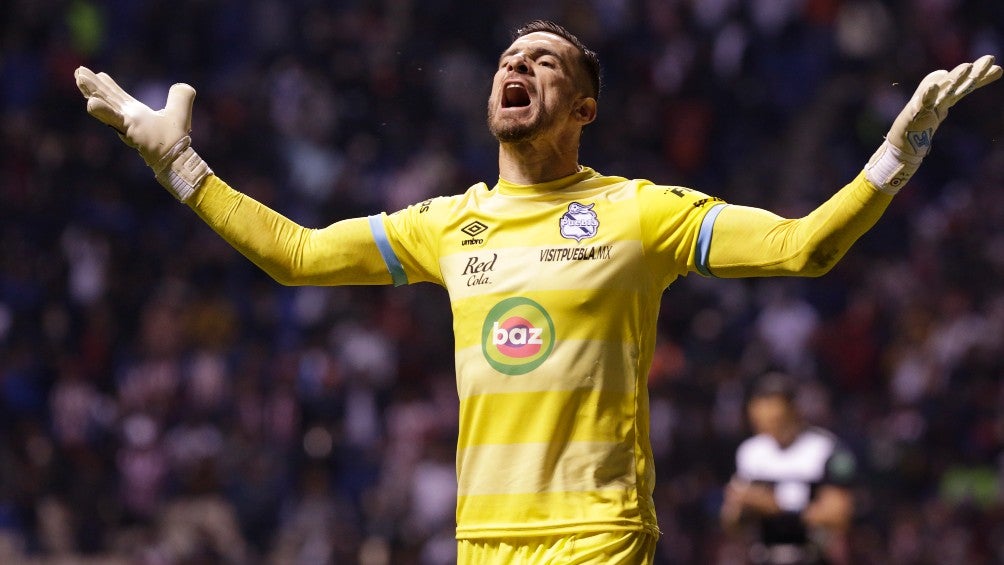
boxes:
[371,167,724,538]
[190,164,889,541]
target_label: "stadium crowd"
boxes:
[3,0,1004,563]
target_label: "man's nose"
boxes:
[506,54,530,74]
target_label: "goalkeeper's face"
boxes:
[487,32,593,143]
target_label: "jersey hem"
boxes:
[455,520,659,540]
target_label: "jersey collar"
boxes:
[495,166,599,196]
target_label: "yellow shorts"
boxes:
[456,531,657,564]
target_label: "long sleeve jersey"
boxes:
[188,166,890,539]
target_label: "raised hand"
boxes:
[74,66,211,201]
[889,55,1002,158]
[866,56,1002,193]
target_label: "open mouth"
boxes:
[502,83,531,108]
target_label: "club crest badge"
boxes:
[559,202,599,242]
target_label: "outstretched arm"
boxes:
[74,67,392,286]
[189,176,391,286]
[703,56,1001,278]
[707,172,889,278]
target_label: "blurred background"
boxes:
[4,0,1004,563]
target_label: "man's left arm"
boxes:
[703,56,1001,278]
[706,172,889,278]
[802,485,854,532]
[804,442,858,532]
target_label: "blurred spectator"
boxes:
[721,373,856,565]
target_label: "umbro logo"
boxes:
[461,221,489,237]
[461,221,489,246]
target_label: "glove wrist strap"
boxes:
[864,140,924,195]
[147,136,190,175]
[154,139,212,202]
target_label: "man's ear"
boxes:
[573,97,597,125]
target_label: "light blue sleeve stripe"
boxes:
[695,203,727,277]
[367,214,409,286]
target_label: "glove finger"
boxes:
[94,72,136,107]
[75,66,135,113]
[165,83,196,132]
[970,55,996,80]
[944,57,1002,108]
[935,62,973,107]
[74,66,106,99]
[85,97,127,133]
[914,69,947,108]
[919,78,942,110]
[970,56,1003,90]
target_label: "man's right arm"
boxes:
[189,175,392,286]
[74,67,394,287]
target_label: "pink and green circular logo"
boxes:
[481,297,555,375]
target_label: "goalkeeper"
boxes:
[75,20,999,565]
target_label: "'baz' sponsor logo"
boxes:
[463,253,497,287]
[461,220,489,246]
[481,297,555,375]
[539,245,612,262]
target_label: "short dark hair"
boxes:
[514,20,601,100]
[750,372,799,403]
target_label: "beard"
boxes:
[487,100,549,143]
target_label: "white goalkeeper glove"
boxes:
[74,66,212,202]
[865,55,1001,194]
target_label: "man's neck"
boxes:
[774,421,805,448]
[497,136,581,185]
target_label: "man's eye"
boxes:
[539,60,555,68]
